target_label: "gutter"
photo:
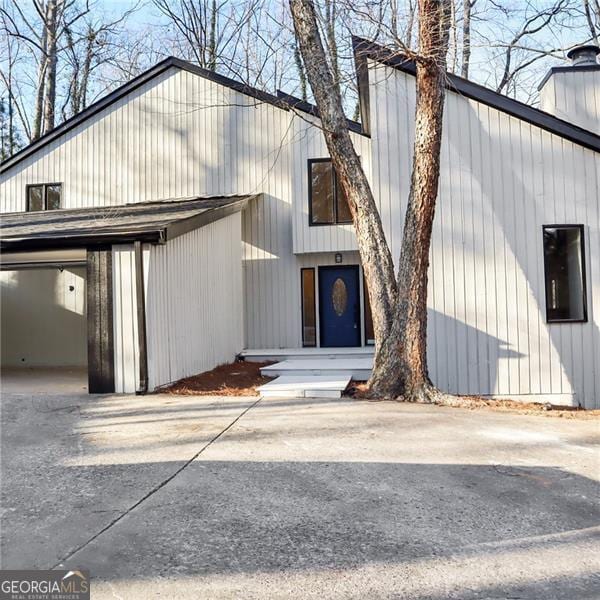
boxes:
[134,240,149,394]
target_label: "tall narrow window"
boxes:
[543,225,587,323]
[26,183,62,211]
[363,274,375,345]
[301,268,316,346]
[308,159,352,225]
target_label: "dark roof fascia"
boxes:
[537,64,600,90]
[163,193,257,241]
[0,229,163,252]
[0,195,257,252]
[1,59,367,174]
[275,91,365,135]
[352,37,600,154]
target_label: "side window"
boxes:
[26,183,62,211]
[301,268,317,347]
[543,225,587,323]
[308,159,352,225]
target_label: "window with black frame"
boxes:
[26,183,62,211]
[301,268,316,346]
[308,159,352,225]
[543,225,587,323]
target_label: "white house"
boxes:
[1,40,598,408]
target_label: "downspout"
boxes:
[134,240,148,394]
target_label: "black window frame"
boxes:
[301,267,317,347]
[307,158,352,226]
[26,182,62,211]
[542,224,588,324]
[362,273,375,346]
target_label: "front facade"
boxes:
[1,42,599,407]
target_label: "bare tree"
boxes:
[583,0,600,43]
[152,0,257,72]
[291,0,453,401]
[1,0,92,138]
[461,0,474,78]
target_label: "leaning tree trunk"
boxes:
[43,0,59,134]
[289,0,398,346]
[290,0,451,402]
[367,0,452,402]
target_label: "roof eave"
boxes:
[352,37,600,154]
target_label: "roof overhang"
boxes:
[0,56,366,175]
[0,194,257,253]
[352,37,600,153]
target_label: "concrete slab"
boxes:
[241,347,374,362]
[2,389,599,599]
[1,367,88,395]
[256,375,352,398]
[261,357,373,379]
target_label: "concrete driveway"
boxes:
[1,390,599,599]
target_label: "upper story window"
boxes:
[543,225,587,323]
[26,183,61,211]
[308,158,352,225]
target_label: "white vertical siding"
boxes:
[369,61,600,408]
[540,70,600,135]
[0,66,371,350]
[112,244,140,394]
[145,213,243,390]
[290,114,370,254]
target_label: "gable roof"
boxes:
[352,37,600,154]
[0,58,364,175]
[0,194,256,252]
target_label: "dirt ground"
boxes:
[346,382,600,419]
[160,360,274,396]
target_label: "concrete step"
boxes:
[241,347,374,363]
[257,375,352,398]
[260,358,372,380]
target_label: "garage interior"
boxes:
[1,250,89,394]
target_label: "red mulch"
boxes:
[160,360,274,396]
[346,382,600,419]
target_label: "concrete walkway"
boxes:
[1,390,599,599]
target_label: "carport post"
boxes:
[86,246,115,393]
[134,240,148,394]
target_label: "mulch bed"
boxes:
[160,360,274,396]
[346,382,600,419]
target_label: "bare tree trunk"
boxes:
[323,0,339,88]
[32,4,49,141]
[289,0,398,348]
[208,0,217,70]
[291,0,452,401]
[584,0,599,44]
[42,0,59,133]
[368,0,452,401]
[461,0,472,78]
[294,44,308,101]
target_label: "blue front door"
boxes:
[318,266,361,347]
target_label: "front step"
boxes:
[241,347,374,363]
[260,358,372,380]
[257,375,352,398]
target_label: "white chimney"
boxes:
[539,44,600,135]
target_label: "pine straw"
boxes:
[346,382,600,419]
[159,360,274,396]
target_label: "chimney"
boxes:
[539,44,600,135]
[567,45,600,67]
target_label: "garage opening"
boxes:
[1,250,88,394]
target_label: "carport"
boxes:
[1,249,89,393]
[0,195,255,394]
